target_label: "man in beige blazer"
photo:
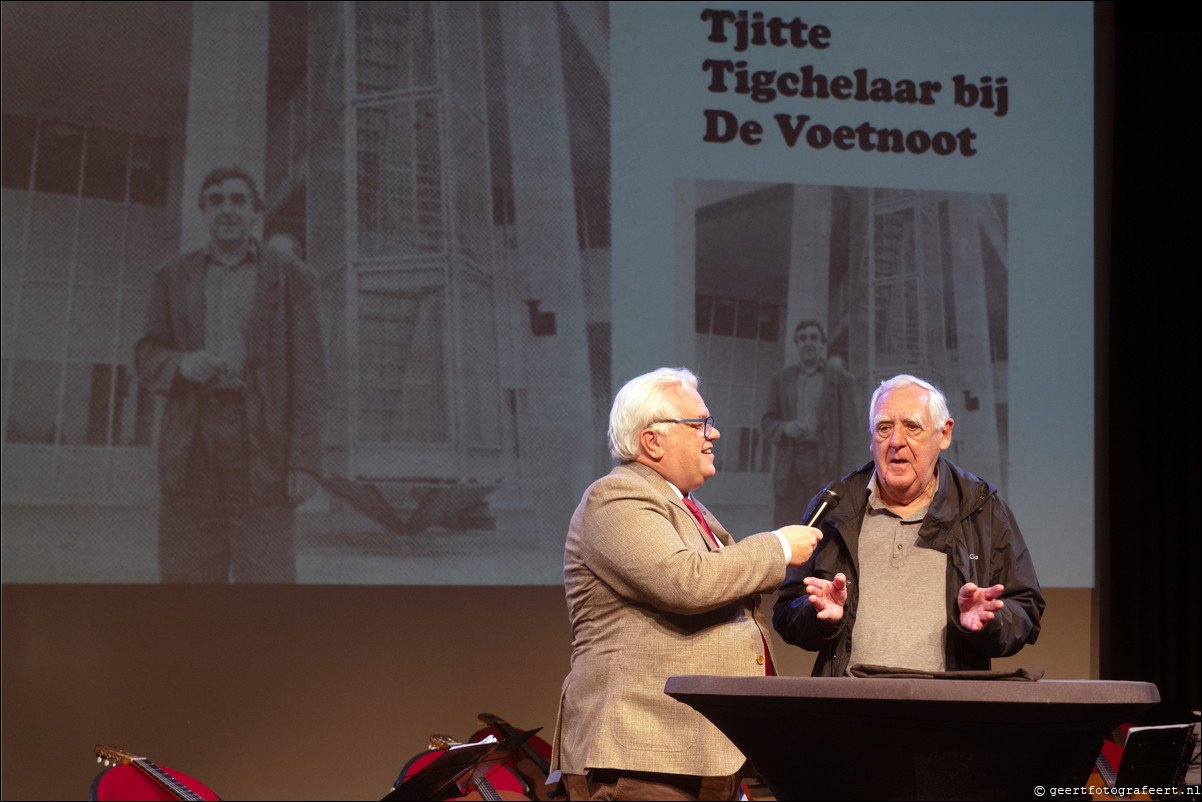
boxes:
[550,367,823,800]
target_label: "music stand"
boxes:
[383,729,539,801]
[1114,724,1198,795]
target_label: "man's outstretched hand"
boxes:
[804,572,848,622]
[958,582,1004,631]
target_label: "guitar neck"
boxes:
[131,758,206,802]
[480,716,551,776]
[473,776,503,802]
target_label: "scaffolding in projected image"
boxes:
[288,2,609,543]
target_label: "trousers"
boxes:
[157,391,296,583]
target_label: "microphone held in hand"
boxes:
[804,488,842,528]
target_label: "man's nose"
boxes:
[889,425,907,447]
[707,425,720,440]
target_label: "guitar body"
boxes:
[398,748,528,801]
[91,764,220,802]
[1089,735,1152,801]
[471,714,557,801]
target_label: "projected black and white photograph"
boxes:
[678,180,1010,537]
[1,1,611,585]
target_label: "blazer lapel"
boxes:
[621,463,722,552]
[180,252,208,350]
[244,249,281,366]
[705,510,735,547]
[689,497,733,548]
[697,497,730,548]
[673,496,715,551]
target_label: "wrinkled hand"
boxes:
[804,572,847,622]
[287,469,321,505]
[178,351,224,384]
[778,524,822,566]
[958,582,1005,631]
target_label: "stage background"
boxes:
[2,2,1199,800]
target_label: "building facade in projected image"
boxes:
[1,1,610,584]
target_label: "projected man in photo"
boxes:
[135,167,325,583]
[761,320,860,527]
[772,374,1043,675]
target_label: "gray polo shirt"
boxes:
[846,472,948,673]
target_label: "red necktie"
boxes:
[682,496,721,548]
[682,495,774,675]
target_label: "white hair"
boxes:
[608,367,698,462]
[869,374,951,432]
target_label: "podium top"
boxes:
[665,675,1160,707]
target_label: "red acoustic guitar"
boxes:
[394,734,528,801]
[92,745,219,801]
[470,714,558,801]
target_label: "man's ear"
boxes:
[639,428,663,461]
[939,418,955,450]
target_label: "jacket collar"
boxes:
[620,461,691,509]
[617,461,726,547]
[829,457,996,553]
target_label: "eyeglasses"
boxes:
[205,192,250,209]
[649,416,716,438]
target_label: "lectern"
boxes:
[665,675,1159,801]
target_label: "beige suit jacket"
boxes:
[551,462,786,777]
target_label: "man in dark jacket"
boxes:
[136,167,325,583]
[773,374,1043,675]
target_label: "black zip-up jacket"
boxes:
[773,457,1045,675]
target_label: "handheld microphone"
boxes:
[804,488,842,527]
